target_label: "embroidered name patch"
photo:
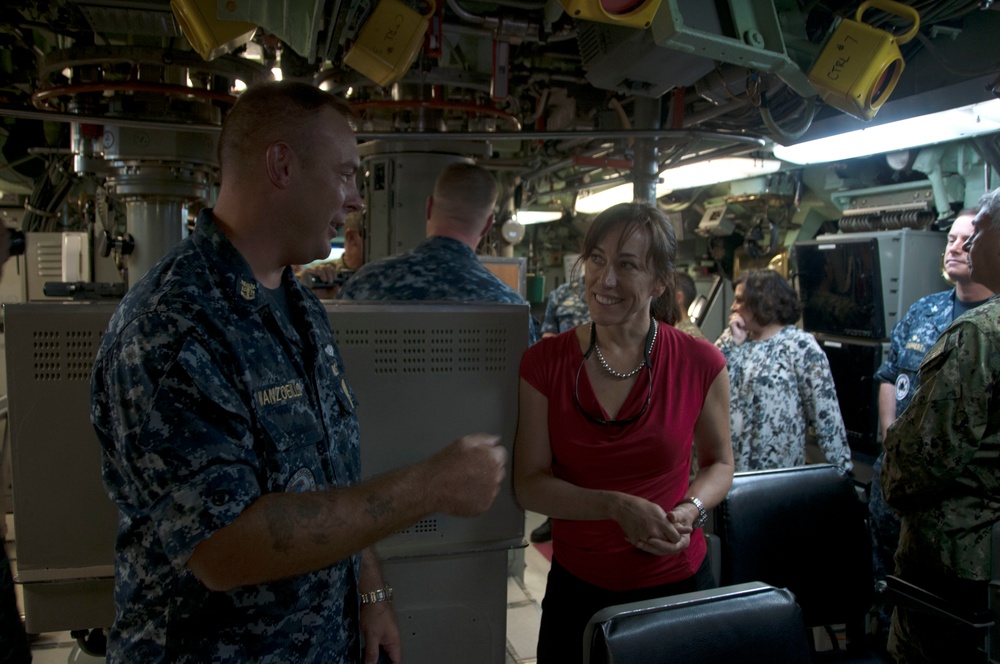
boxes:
[256,380,305,407]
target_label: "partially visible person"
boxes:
[339,162,540,344]
[881,187,1000,664]
[541,275,588,338]
[674,270,706,340]
[868,208,993,650]
[531,272,591,544]
[513,202,734,664]
[0,226,32,664]
[715,269,853,475]
[674,270,709,481]
[91,81,506,664]
[296,210,365,298]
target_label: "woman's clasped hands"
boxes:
[612,493,694,556]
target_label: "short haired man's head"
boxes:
[733,269,801,327]
[215,80,363,268]
[675,271,698,311]
[342,211,365,271]
[580,202,678,323]
[431,162,498,227]
[965,187,1000,292]
[943,207,979,285]
[218,81,353,181]
[976,188,1000,231]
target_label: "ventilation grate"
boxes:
[31,328,101,381]
[395,517,441,538]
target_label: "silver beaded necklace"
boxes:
[593,319,658,380]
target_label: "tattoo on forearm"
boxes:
[265,495,333,554]
[365,493,393,521]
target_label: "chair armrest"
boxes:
[882,575,993,629]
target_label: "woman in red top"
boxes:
[513,202,734,663]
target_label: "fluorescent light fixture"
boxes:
[574,157,782,214]
[516,209,564,225]
[773,98,1000,165]
[575,182,634,214]
[659,157,782,191]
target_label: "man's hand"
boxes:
[296,263,340,285]
[361,601,402,663]
[426,434,507,517]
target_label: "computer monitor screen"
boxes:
[795,238,886,339]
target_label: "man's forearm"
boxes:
[187,461,435,592]
[878,382,896,443]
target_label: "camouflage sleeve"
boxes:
[881,323,989,510]
[335,263,372,300]
[798,339,853,474]
[540,290,560,335]
[101,312,261,567]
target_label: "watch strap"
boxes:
[680,496,708,528]
[360,585,393,605]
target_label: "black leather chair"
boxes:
[583,581,811,664]
[712,464,883,661]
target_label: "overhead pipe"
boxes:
[632,98,661,204]
[0,104,769,151]
[446,0,539,42]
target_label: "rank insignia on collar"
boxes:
[240,279,256,301]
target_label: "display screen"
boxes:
[795,239,886,339]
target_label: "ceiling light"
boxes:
[773,98,1000,165]
[659,157,782,191]
[573,157,783,215]
[516,208,564,225]
[574,183,634,214]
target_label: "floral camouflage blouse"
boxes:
[716,325,853,475]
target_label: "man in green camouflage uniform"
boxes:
[881,186,1000,664]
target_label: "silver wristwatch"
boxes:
[359,585,393,605]
[680,496,709,528]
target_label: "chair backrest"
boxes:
[714,464,873,629]
[583,581,811,664]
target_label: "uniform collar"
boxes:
[421,235,477,259]
[190,208,269,317]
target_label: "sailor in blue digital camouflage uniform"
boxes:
[338,162,540,344]
[90,81,507,664]
[882,187,1000,664]
[868,208,993,648]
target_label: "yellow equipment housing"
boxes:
[558,0,662,30]
[344,0,435,88]
[808,0,920,121]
